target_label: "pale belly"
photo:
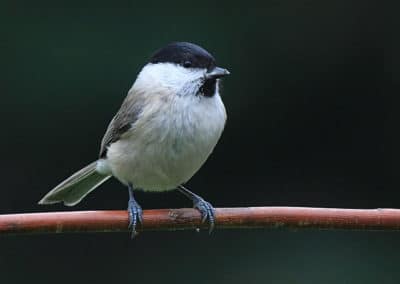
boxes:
[104,95,226,191]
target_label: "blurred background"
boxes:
[0,0,393,283]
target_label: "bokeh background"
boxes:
[0,0,393,283]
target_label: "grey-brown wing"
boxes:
[99,93,143,158]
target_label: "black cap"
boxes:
[149,42,216,71]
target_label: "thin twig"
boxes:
[1,207,400,235]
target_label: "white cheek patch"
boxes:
[137,63,205,97]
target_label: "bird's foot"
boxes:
[178,186,216,234]
[192,196,216,234]
[128,199,143,238]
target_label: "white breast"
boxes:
[103,86,226,191]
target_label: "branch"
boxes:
[1,207,400,235]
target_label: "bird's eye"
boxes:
[183,61,192,68]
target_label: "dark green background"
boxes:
[0,0,393,283]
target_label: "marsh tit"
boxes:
[39,42,229,235]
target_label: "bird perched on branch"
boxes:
[39,42,229,236]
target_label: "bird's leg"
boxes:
[127,184,143,238]
[178,185,216,233]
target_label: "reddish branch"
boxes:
[1,207,400,235]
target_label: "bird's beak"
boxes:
[205,67,230,80]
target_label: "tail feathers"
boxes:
[38,161,111,206]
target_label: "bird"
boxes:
[38,42,229,236]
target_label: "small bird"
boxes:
[39,42,229,235]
